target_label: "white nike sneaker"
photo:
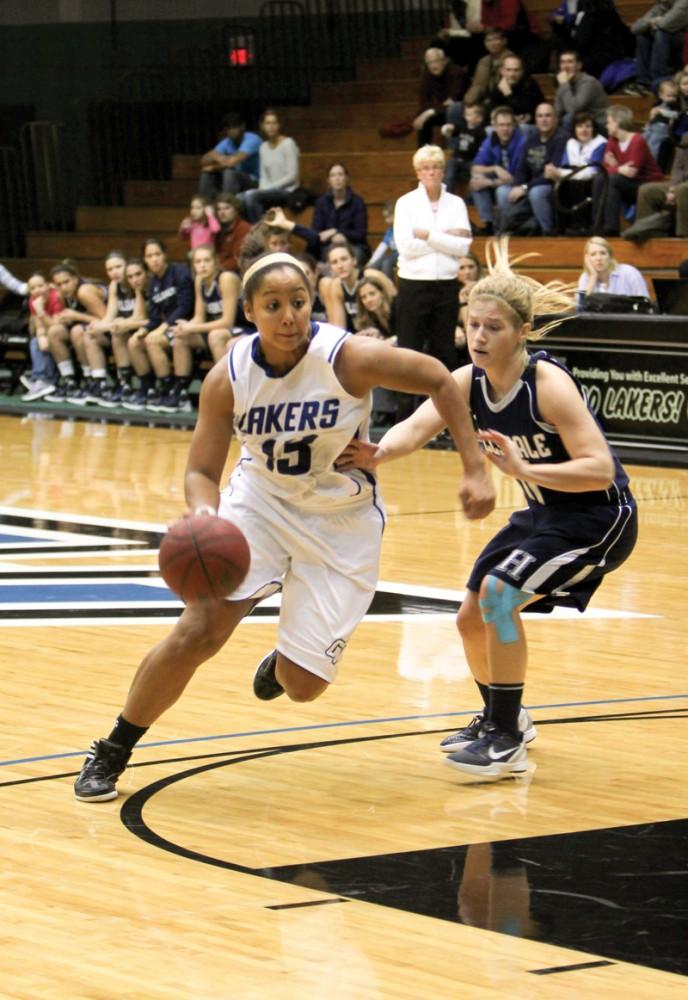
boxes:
[445,722,528,777]
[439,707,536,752]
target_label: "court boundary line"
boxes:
[1,691,686,768]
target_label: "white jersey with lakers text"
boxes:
[227,322,376,509]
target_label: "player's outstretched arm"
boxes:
[336,339,494,519]
[184,359,235,516]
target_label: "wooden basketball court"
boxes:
[1,413,686,998]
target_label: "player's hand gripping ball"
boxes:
[158,515,250,603]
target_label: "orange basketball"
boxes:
[158,515,250,603]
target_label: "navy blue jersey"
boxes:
[115,282,136,319]
[469,350,631,508]
[147,264,194,329]
[342,278,361,333]
[201,276,223,319]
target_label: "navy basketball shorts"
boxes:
[466,499,638,613]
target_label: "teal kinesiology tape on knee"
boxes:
[479,575,528,644]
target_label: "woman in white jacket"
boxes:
[393,144,473,420]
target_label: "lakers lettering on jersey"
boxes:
[237,399,339,436]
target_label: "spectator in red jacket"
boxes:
[214,195,251,274]
[594,104,664,236]
[414,48,468,146]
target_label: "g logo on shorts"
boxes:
[325,638,348,665]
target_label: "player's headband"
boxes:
[241,252,308,290]
[470,289,530,326]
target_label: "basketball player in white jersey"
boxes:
[74,251,495,802]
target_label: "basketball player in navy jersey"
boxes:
[74,251,495,802]
[338,238,638,779]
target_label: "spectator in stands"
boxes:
[625,133,688,237]
[123,239,194,412]
[676,65,688,103]
[311,162,369,263]
[367,201,398,279]
[294,251,327,321]
[576,236,649,306]
[554,49,609,133]
[251,206,307,248]
[319,242,396,332]
[674,67,688,136]
[626,0,688,96]
[178,195,220,254]
[569,0,634,79]
[0,263,28,297]
[455,253,482,364]
[484,54,545,124]
[442,102,488,193]
[546,110,607,234]
[199,112,261,199]
[393,143,472,420]
[440,28,512,143]
[355,276,398,342]
[83,254,149,408]
[20,272,60,402]
[239,110,301,223]
[355,276,399,426]
[215,195,251,274]
[549,0,580,52]
[643,77,681,164]
[435,1,544,73]
[157,244,240,414]
[469,106,528,233]
[414,47,468,147]
[44,261,107,403]
[263,225,293,253]
[594,104,664,236]
[499,102,567,235]
[464,28,514,105]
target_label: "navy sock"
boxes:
[108,714,148,751]
[487,683,524,738]
[476,680,490,709]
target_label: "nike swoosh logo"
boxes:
[488,746,518,760]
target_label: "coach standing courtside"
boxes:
[393,144,472,421]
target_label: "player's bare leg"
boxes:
[253,649,329,702]
[74,597,253,802]
[441,582,537,757]
[123,597,255,726]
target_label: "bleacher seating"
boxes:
[2,20,687,425]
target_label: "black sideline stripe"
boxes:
[529,960,616,975]
[266,898,349,910]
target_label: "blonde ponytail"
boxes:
[469,237,577,339]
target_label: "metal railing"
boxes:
[0,146,27,257]
[20,122,72,232]
[13,2,449,228]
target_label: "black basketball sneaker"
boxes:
[74,738,131,801]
